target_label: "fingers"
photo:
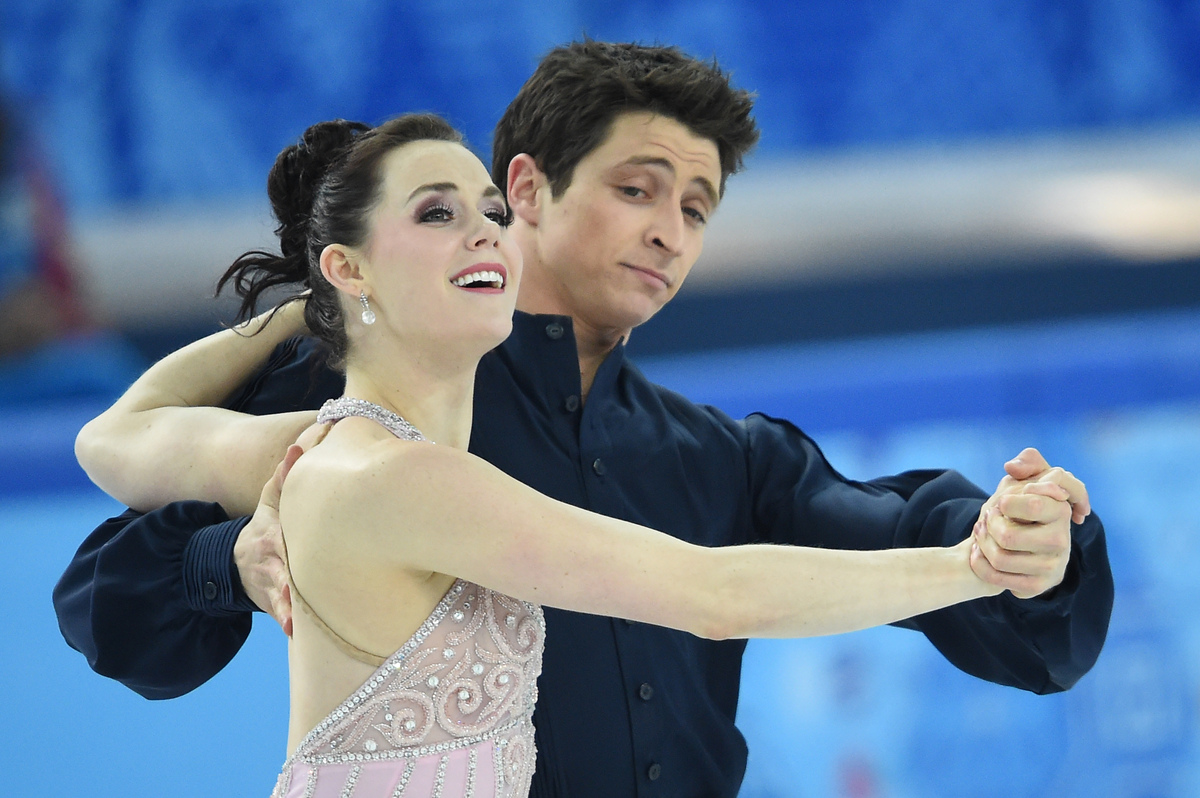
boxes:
[969,542,1057,599]
[257,533,292,634]
[293,421,331,452]
[279,443,306,484]
[979,505,1070,555]
[1032,467,1091,523]
[257,457,288,513]
[1000,449,1091,524]
[258,432,317,510]
[1019,480,1071,502]
[275,582,293,638]
[972,506,1070,598]
[1003,447,1050,481]
[998,489,1070,525]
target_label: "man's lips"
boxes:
[622,263,670,288]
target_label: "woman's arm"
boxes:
[76,302,317,515]
[284,437,1004,642]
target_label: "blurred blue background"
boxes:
[1,1,1198,796]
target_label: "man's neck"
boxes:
[517,301,628,402]
[570,318,627,402]
[513,238,631,402]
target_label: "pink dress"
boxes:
[270,398,545,797]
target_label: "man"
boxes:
[55,41,1112,796]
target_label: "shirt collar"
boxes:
[501,311,629,399]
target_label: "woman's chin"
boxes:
[453,317,514,358]
[480,318,514,351]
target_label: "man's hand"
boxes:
[970,448,1091,599]
[232,422,327,635]
[1003,447,1090,524]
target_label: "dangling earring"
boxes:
[359,291,376,325]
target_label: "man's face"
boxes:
[525,112,721,336]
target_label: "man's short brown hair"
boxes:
[492,41,759,199]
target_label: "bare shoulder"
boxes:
[280,419,483,530]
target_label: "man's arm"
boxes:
[53,504,254,699]
[744,413,1113,693]
[54,335,343,698]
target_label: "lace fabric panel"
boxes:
[273,580,544,798]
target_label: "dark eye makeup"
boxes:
[418,201,455,223]
[416,194,512,228]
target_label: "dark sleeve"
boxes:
[53,504,255,699]
[52,336,343,699]
[742,412,1113,694]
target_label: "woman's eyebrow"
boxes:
[407,182,505,202]
[407,182,457,202]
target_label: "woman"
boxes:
[76,115,1040,797]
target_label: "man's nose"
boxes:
[648,203,684,256]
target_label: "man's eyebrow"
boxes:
[407,182,505,202]
[623,156,719,208]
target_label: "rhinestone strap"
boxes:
[318,397,427,442]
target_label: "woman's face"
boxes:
[355,139,522,357]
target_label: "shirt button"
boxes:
[564,395,580,412]
[648,763,662,781]
[623,619,635,626]
[592,458,606,476]
[545,322,564,340]
[639,683,654,701]
[203,581,218,601]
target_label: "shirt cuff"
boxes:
[182,517,259,616]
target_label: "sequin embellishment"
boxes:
[270,396,544,797]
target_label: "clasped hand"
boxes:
[970,448,1090,599]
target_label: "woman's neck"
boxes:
[341,344,477,450]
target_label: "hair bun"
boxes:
[268,119,370,258]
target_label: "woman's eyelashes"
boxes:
[417,199,512,228]
[486,206,514,228]
[418,201,455,224]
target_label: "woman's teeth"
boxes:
[451,270,504,289]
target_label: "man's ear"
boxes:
[319,244,365,299]
[507,153,547,227]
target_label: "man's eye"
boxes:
[684,207,707,225]
[620,186,646,198]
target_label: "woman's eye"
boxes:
[620,186,647,198]
[684,207,708,225]
[485,207,513,227]
[420,204,454,223]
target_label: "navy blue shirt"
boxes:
[54,312,1113,797]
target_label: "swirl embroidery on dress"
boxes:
[275,582,543,798]
[292,583,543,759]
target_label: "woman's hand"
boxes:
[236,295,309,340]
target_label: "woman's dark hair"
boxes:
[492,41,759,199]
[218,113,462,367]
